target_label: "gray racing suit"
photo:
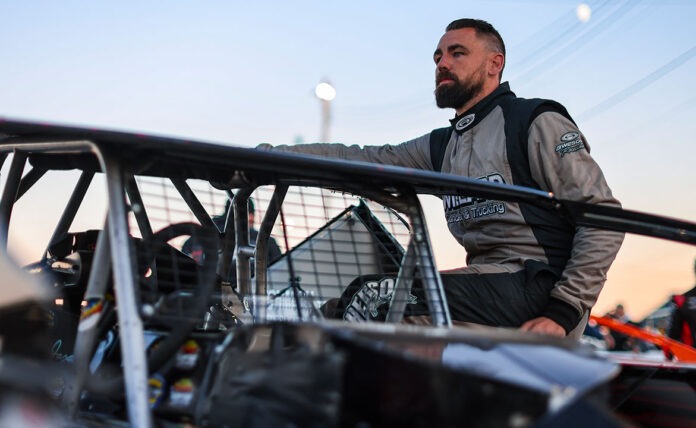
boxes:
[262,82,624,334]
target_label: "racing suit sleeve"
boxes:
[527,111,625,333]
[257,133,433,170]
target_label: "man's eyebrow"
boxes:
[447,44,468,53]
[433,44,469,58]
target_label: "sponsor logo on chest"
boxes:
[443,173,507,224]
[455,113,476,131]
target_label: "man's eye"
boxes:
[434,55,441,64]
[453,51,465,57]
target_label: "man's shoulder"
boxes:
[504,96,575,125]
[506,96,569,115]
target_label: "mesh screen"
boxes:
[125,177,446,327]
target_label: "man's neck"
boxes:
[454,81,501,116]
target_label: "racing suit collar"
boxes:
[449,81,515,134]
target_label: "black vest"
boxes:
[429,97,576,273]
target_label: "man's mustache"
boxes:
[436,71,458,85]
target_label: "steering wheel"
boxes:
[85,223,219,396]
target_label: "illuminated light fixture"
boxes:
[315,82,336,101]
[576,3,591,23]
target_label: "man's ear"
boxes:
[488,52,504,77]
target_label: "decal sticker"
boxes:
[51,340,70,362]
[455,113,475,131]
[344,277,417,322]
[555,131,585,157]
[148,374,166,408]
[175,339,201,370]
[80,298,103,320]
[169,378,195,408]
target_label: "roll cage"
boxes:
[2,119,696,427]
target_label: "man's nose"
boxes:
[437,56,451,71]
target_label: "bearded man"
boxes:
[259,18,624,339]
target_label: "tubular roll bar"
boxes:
[0,141,153,428]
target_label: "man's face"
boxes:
[433,28,493,110]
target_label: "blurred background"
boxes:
[1,0,695,321]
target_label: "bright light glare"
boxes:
[576,3,591,23]
[315,82,336,101]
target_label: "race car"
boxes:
[0,118,695,427]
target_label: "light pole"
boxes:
[315,81,336,142]
[314,80,336,217]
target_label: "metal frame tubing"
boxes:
[66,222,111,416]
[385,241,418,323]
[44,171,94,257]
[254,184,287,296]
[15,167,47,201]
[403,192,451,327]
[233,187,255,295]
[170,178,218,230]
[125,176,153,240]
[0,151,27,249]
[103,154,153,428]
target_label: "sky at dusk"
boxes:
[2,0,696,319]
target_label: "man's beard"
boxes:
[435,68,485,109]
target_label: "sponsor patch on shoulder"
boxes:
[555,131,585,157]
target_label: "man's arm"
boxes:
[257,133,434,170]
[526,111,625,335]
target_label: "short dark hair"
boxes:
[446,19,506,77]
